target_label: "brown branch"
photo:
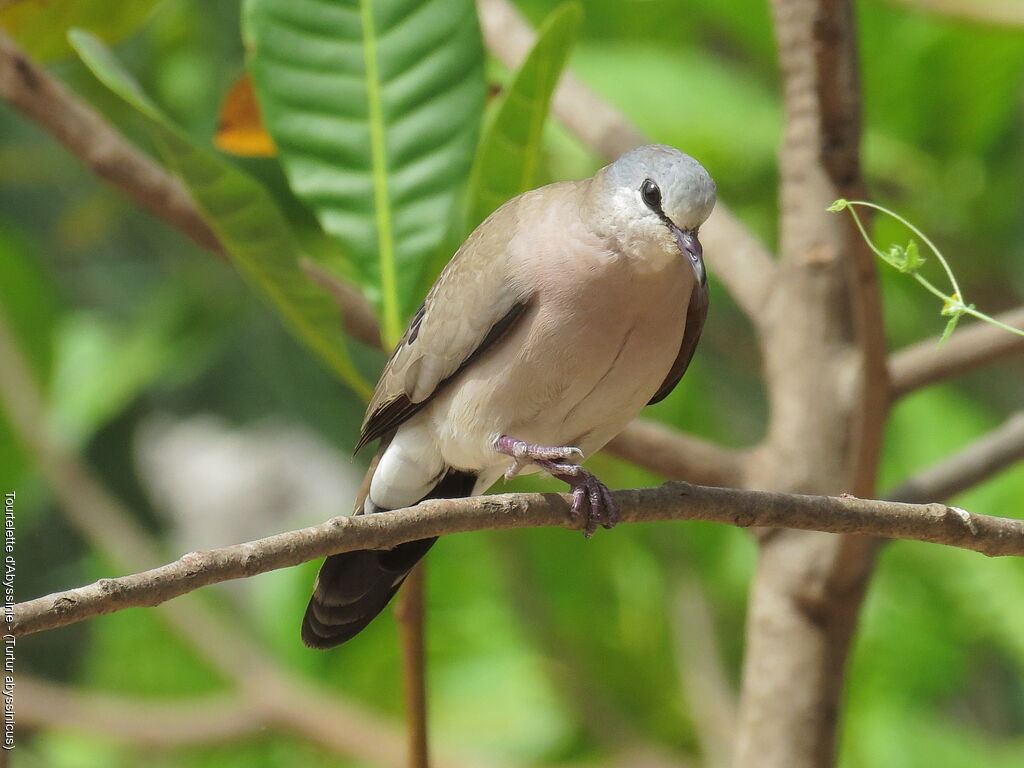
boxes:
[0,306,437,768]
[886,411,1024,504]
[474,0,777,324]
[669,578,737,768]
[396,565,431,768]
[889,306,1024,400]
[21,674,419,766]
[16,676,265,746]
[736,1,888,766]
[603,418,746,487]
[0,31,387,350]
[885,0,1024,26]
[13,483,1024,638]
[0,29,223,256]
[301,258,384,349]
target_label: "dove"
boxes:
[302,144,716,648]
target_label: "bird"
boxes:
[301,143,716,649]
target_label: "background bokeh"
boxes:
[1,0,1023,766]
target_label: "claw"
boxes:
[494,435,618,537]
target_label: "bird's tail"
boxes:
[301,455,477,649]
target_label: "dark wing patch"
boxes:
[648,280,709,405]
[354,298,532,453]
[405,301,426,345]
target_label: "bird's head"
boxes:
[589,144,716,284]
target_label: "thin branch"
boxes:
[0,31,388,350]
[669,578,737,768]
[885,0,1024,26]
[603,418,746,487]
[886,411,1024,504]
[16,676,265,746]
[301,258,384,349]
[474,0,777,323]
[0,306,425,768]
[13,483,1024,638]
[0,30,223,256]
[889,306,1024,401]
[395,565,431,768]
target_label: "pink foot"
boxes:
[494,435,619,538]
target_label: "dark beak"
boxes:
[673,226,706,286]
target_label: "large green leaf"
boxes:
[466,1,582,230]
[0,0,161,61]
[69,30,372,401]
[243,0,486,346]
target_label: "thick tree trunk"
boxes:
[733,1,889,766]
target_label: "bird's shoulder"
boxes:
[356,188,570,450]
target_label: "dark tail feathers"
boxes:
[301,468,477,649]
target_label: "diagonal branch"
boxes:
[0,29,223,256]
[669,577,737,768]
[889,306,1024,401]
[886,411,1024,504]
[884,0,1024,26]
[474,0,777,323]
[0,305,440,768]
[603,418,747,487]
[13,483,1024,638]
[17,676,266,746]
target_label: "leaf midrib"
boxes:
[358,0,400,348]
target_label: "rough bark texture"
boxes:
[734,1,889,766]
[14,482,1024,639]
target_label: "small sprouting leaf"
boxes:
[901,239,925,273]
[939,313,960,345]
[885,243,905,269]
[886,239,925,274]
[836,198,1024,343]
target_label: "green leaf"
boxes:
[826,198,849,212]
[69,29,373,401]
[939,312,960,345]
[243,0,486,347]
[901,239,925,272]
[885,239,925,274]
[0,219,60,490]
[0,0,162,61]
[50,290,231,446]
[466,1,583,230]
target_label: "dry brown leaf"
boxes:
[214,74,276,157]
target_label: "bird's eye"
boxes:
[640,179,662,210]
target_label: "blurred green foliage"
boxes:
[1,0,1022,766]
